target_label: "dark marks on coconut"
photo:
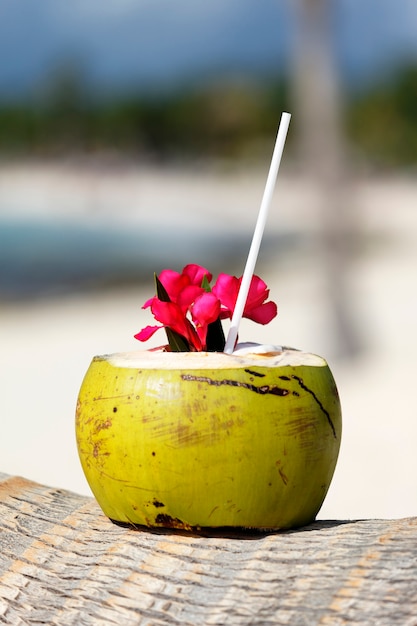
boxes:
[180,374,290,397]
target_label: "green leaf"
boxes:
[154,273,190,352]
[201,274,212,292]
[206,316,226,352]
[200,274,225,351]
[165,327,190,352]
[155,273,170,302]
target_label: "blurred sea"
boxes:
[0,162,300,301]
[0,217,253,299]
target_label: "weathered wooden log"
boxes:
[0,473,416,625]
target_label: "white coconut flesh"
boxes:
[105,343,327,370]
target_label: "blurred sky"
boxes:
[0,0,417,100]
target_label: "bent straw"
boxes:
[223,112,291,354]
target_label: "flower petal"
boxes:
[134,325,162,341]
[151,299,185,329]
[191,292,221,326]
[151,299,202,350]
[142,296,156,310]
[177,285,205,312]
[212,273,239,316]
[245,275,270,310]
[158,269,190,302]
[191,292,221,348]
[244,300,278,324]
[182,264,212,286]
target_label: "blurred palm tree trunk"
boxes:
[291,0,362,359]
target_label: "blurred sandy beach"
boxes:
[1,161,416,521]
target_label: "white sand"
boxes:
[1,162,416,521]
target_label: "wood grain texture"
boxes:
[0,474,416,625]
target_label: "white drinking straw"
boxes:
[223,112,291,354]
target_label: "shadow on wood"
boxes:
[0,474,415,625]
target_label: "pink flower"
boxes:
[135,264,214,351]
[212,273,277,324]
[182,263,212,286]
[149,299,202,350]
[156,264,212,305]
[135,265,277,352]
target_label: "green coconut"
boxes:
[75,346,341,531]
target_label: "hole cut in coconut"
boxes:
[104,343,327,370]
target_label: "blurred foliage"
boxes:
[347,65,417,170]
[0,63,417,169]
[0,69,289,162]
